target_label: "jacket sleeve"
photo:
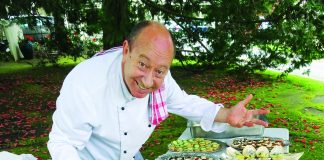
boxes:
[165,72,227,133]
[47,80,97,160]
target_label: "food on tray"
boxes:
[230,137,286,150]
[270,145,285,156]
[255,146,269,158]
[242,145,256,158]
[156,152,219,160]
[168,138,220,152]
[167,155,215,160]
[224,145,303,160]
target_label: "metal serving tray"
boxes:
[187,120,265,139]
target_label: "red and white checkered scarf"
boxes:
[149,84,168,125]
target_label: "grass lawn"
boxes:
[0,60,323,160]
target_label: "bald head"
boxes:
[121,21,175,98]
[126,20,174,56]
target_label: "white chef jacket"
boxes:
[47,47,227,160]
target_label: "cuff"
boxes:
[200,103,227,133]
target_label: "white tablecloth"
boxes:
[0,151,37,160]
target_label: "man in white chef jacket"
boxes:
[47,20,269,160]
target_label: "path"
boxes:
[289,59,324,82]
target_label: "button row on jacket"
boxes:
[121,106,127,155]
[121,106,128,156]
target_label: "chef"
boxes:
[47,20,269,160]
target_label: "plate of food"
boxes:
[228,137,289,151]
[222,145,303,160]
[156,152,221,160]
[168,138,227,153]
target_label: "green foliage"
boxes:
[1,0,322,73]
[142,0,324,74]
[0,0,104,64]
[63,29,102,57]
[0,50,14,62]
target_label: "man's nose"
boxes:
[142,72,154,88]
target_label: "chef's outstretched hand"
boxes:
[228,94,269,127]
[216,94,270,128]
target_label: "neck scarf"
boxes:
[149,84,168,125]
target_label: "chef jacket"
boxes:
[47,47,227,160]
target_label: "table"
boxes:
[176,128,289,157]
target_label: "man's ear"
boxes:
[122,40,129,56]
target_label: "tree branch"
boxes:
[141,0,307,25]
[140,0,204,21]
[170,16,214,56]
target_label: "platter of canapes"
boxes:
[156,152,220,160]
[222,145,303,160]
[228,137,290,151]
[157,137,302,160]
[168,138,226,153]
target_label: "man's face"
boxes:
[122,25,174,98]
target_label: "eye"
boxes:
[155,69,166,78]
[156,70,164,75]
[138,61,146,69]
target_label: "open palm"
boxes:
[227,94,269,128]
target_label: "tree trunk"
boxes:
[102,0,129,50]
[53,12,69,53]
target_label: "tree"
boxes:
[1,0,322,75]
[102,0,130,49]
[0,0,103,58]
[1,0,132,54]
[37,0,100,54]
[141,0,323,74]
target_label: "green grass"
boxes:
[142,68,324,159]
[9,137,50,158]
[0,61,34,74]
[0,56,85,74]
[0,59,323,159]
[245,71,324,159]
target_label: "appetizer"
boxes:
[169,138,220,153]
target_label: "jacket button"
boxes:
[124,150,127,154]
[124,132,127,135]
[148,124,151,127]
[121,107,125,110]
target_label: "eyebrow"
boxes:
[139,54,169,70]
[139,54,150,61]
